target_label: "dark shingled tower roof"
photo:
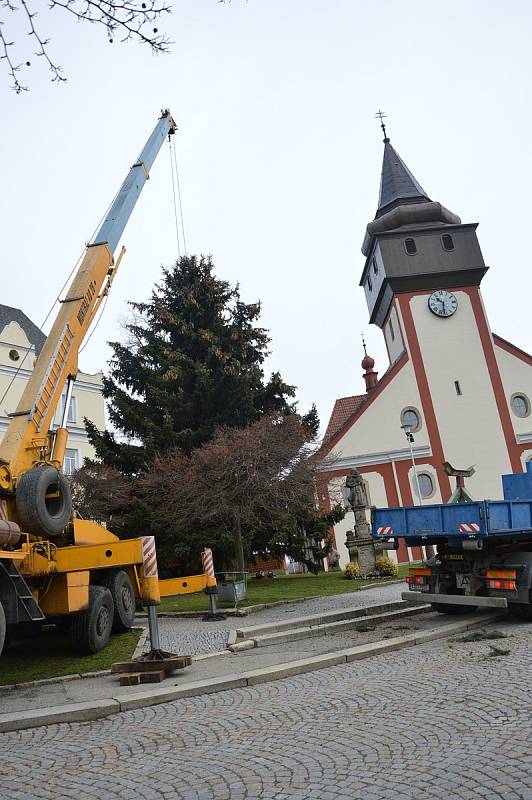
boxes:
[376,139,430,218]
[0,305,46,354]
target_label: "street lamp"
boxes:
[401,423,423,506]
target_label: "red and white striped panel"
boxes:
[202,547,215,578]
[459,523,480,533]
[141,536,158,577]
[377,527,394,536]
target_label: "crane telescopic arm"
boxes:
[0,109,176,495]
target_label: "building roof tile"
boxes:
[0,304,46,354]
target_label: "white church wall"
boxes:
[494,344,532,438]
[328,471,387,568]
[520,450,532,470]
[408,462,442,505]
[384,301,406,365]
[334,359,429,460]
[410,291,511,500]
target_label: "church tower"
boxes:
[320,127,532,567]
[358,131,529,494]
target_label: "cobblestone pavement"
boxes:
[2,618,531,800]
[141,619,231,656]
[139,583,404,656]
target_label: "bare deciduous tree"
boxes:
[141,414,323,573]
[0,0,171,93]
[69,463,132,528]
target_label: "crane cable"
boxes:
[169,137,182,258]
[169,136,188,257]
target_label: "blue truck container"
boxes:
[372,463,532,547]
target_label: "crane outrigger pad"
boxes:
[111,652,192,674]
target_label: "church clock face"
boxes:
[428,290,458,318]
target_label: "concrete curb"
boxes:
[236,599,410,639]
[137,579,406,618]
[251,605,427,648]
[0,611,506,734]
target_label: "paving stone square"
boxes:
[1,614,531,799]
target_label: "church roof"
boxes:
[0,304,46,354]
[377,139,431,217]
[323,394,366,442]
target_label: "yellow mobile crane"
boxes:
[0,110,189,657]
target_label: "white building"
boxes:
[0,305,106,474]
[319,134,532,567]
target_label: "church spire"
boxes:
[377,139,431,217]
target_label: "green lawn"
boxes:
[159,565,410,613]
[0,627,142,687]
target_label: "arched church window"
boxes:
[401,407,421,432]
[367,275,373,292]
[417,473,434,499]
[511,394,530,418]
[372,256,378,275]
[404,237,417,255]
[441,234,455,251]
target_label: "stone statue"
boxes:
[344,469,383,575]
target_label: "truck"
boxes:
[0,109,217,659]
[372,464,532,619]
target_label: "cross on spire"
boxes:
[361,332,368,356]
[375,109,389,143]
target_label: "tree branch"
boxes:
[21,0,66,83]
[0,19,27,93]
[50,0,172,53]
[1,0,172,91]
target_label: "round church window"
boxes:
[8,349,20,362]
[401,407,421,432]
[417,473,434,499]
[511,394,530,418]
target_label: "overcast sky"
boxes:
[2,0,532,433]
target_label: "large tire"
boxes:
[431,602,478,615]
[16,466,72,536]
[508,602,532,621]
[100,570,136,632]
[70,585,114,654]
[0,602,5,656]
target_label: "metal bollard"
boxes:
[202,547,226,621]
[146,603,162,652]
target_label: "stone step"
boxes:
[236,599,408,639]
[251,605,429,648]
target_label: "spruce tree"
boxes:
[86,255,313,473]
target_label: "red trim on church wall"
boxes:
[396,294,452,501]
[493,334,532,366]
[464,287,522,473]
[320,351,408,457]
[394,459,424,561]
[318,463,411,563]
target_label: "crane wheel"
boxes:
[97,570,136,632]
[16,465,72,536]
[0,602,5,657]
[70,585,114,654]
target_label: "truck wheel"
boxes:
[70,585,114,654]
[0,602,5,656]
[102,571,136,632]
[509,603,532,621]
[16,466,72,536]
[431,602,478,615]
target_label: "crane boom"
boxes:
[0,109,176,499]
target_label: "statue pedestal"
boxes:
[345,528,383,576]
[344,468,384,576]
